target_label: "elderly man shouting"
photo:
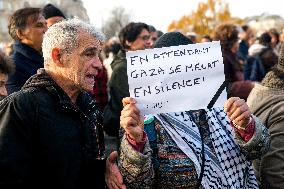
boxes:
[0,19,125,189]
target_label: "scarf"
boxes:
[155,107,258,189]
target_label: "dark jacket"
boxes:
[244,47,278,82]
[237,39,249,61]
[0,69,105,189]
[222,50,253,100]
[6,41,44,94]
[104,50,129,136]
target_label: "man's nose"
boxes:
[146,39,152,48]
[43,23,48,33]
[149,40,155,48]
[92,57,103,69]
[0,86,7,97]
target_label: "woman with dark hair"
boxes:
[213,23,254,100]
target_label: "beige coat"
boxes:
[247,71,284,189]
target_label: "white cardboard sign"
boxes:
[126,41,226,115]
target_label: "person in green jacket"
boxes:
[104,22,152,137]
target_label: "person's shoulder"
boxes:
[0,88,53,123]
[3,86,36,99]
[1,87,49,108]
[109,63,127,85]
[0,91,33,113]
[114,62,127,72]
[11,50,26,63]
[112,57,127,70]
[112,50,126,66]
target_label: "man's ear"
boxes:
[16,29,25,41]
[51,48,64,67]
[126,40,132,48]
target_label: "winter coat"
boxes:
[0,69,106,189]
[247,71,284,188]
[6,41,44,94]
[237,39,249,61]
[245,45,278,82]
[104,50,129,136]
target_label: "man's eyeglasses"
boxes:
[138,35,151,41]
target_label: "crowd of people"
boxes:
[0,3,284,189]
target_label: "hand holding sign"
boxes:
[127,41,227,115]
[120,97,144,142]
[224,97,251,129]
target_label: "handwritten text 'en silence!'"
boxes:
[133,76,205,98]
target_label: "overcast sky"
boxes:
[82,0,284,32]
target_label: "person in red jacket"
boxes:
[213,23,254,100]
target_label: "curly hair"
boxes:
[213,23,239,51]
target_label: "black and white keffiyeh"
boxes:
[155,107,258,189]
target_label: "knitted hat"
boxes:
[42,4,66,19]
[153,32,193,48]
[277,43,284,71]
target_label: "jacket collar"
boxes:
[261,70,284,89]
[13,41,44,64]
[22,69,93,112]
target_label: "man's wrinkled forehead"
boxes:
[26,13,42,25]
[78,30,103,51]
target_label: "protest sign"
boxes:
[126,41,226,115]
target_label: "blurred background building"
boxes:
[0,0,89,43]
[1,0,284,44]
[247,13,284,34]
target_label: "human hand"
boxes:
[105,151,126,189]
[224,97,251,129]
[120,97,144,142]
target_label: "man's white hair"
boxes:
[42,18,105,67]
